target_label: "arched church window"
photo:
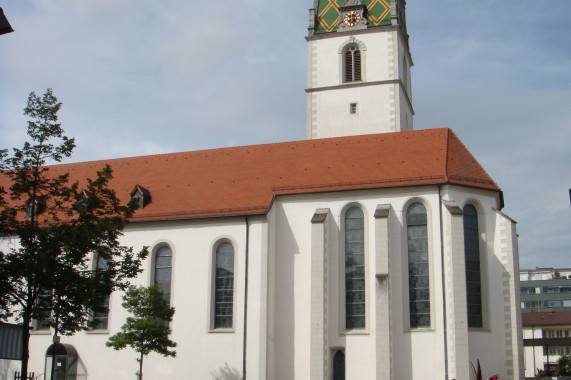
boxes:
[345,206,365,329]
[463,204,482,328]
[333,350,345,380]
[92,254,110,330]
[407,202,430,328]
[153,246,172,305]
[214,242,234,329]
[344,45,362,83]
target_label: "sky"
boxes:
[0,0,570,269]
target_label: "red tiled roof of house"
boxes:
[0,128,500,222]
[522,311,571,327]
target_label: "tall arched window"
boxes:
[93,255,110,330]
[333,350,345,380]
[463,204,482,328]
[407,202,430,328]
[344,45,362,83]
[214,242,234,329]
[154,246,172,305]
[345,206,365,329]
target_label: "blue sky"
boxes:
[1,0,570,269]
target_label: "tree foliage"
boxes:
[106,286,176,379]
[0,89,148,377]
[558,354,571,376]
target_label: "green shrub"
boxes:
[559,354,571,376]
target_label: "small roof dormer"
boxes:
[130,185,151,211]
[25,198,46,219]
[75,189,95,215]
[80,189,94,199]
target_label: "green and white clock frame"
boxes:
[337,0,368,32]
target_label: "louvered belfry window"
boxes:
[344,46,362,82]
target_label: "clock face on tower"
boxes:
[343,11,361,27]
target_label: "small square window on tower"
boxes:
[349,103,358,115]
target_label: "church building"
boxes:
[2,1,524,379]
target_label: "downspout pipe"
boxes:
[438,185,449,380]
[242,216,250,380]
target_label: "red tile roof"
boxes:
[0,128,499,222]
[522,311,571,327]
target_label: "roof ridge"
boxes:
[41,128,452,169]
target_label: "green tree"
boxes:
[0,89,148,378]
[559,354,571,376]
[106,286,177,380]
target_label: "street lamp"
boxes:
[0,7,14,35]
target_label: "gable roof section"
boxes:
[522,311,571,327]
[0,128,499,222]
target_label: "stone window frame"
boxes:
[338,37,367,84]
[150,242,175,306]
[402,197,435,331]
[89,253,111,332]
[210,239,236,331]
[462,199,490,330]
[340,202,369,333]
[208,237,238,333]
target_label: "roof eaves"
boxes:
[128,205,268,223]
[448,129,500,191]
[444,128,451,183]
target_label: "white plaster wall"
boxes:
[309,32,393,87]
[245,217,270,380]
[6,184,521,380]
[18,217,252,380]
[522,326,544,377]
[307,29,414,139]
[311,86,394,138]
[270,187,451,379]
[399,89,413,131]
[442,186,522,380]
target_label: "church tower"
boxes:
[307,0,413,139]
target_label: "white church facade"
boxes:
[1,1,524,379]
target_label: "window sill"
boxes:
[468,327,491,333]
[30,330,51,335]
[341,80,364,85]
[87,329,109,335]
[209,328,234,334]
[405,327,435,333]
[344,329,369,336]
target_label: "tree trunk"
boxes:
[139,350,144,380]
[20,314,30,380]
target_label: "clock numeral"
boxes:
[344,11,361,27]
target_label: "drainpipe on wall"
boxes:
[438,185,450,380]
[242,216,250,380]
